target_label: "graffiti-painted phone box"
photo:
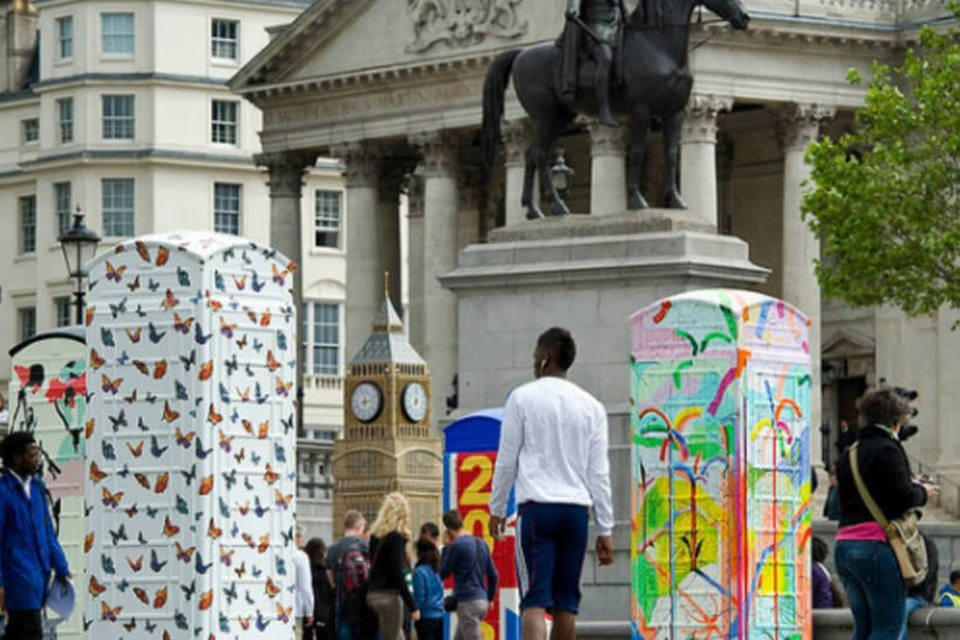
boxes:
[9,327,87,638]
[630,289,812,640]
[84,232,297,638]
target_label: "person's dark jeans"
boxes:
[4,609,42,640]
[415,617,444,640]
[835,540,906,640]
[335,604,359,640]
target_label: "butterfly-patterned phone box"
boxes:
[83,232,298,638]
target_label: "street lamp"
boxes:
[58,208,101,325]
[550,149,575,201]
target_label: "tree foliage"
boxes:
[802,10,960,318]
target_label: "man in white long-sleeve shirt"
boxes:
[294,525,315,638]
[489,327,614,640]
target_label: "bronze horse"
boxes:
[481,0,749,219]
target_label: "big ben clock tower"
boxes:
[332,283,443,531]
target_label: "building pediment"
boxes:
[230,0,544,95]
[822,328,876,359]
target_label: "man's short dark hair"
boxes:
[951,570,960,585]
[811,536,829,564]
[0,432,35,468]
[442,509,464,531]
[857,386,910,430]
[420,522,440,539]
[343,509,364,532]
[537,327,576,371]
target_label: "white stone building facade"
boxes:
[0,0,348,539]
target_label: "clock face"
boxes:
[350,382,382,423]
[402,382,428,423]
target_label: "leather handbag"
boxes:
[848,442,928,587]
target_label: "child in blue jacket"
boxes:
[412,538,444,640]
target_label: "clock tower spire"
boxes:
[332,282,442,530]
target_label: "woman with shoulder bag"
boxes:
[834,386,937,640]
[367,493,421,640]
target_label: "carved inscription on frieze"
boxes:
[406,0,528,53]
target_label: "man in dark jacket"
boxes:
[440,510,498,640]
[0,432,70,639]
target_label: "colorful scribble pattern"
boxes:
[630,290,812,640]
[83,233,297,639]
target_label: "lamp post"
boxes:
[57,208,101,325]
[550,149,575,201]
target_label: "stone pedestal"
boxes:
[440,214,767,621]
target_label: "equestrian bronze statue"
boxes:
[481,0,749,219]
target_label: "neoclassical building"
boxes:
[230,0,960,619]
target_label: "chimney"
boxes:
[1,0,38,93]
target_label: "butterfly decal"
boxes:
[154,471,169,494]
[173,313,195,334]
[275,377,293,397]
[271,264,289,286]
[152,586,168,609]
[155,246,170,266]
[105,261,127,283]
[124,327,142,343]
[135,240,150,262]
[175,427,196,448]
[126,441,143,458]
[207,404,223,425]
[101,487,123,508]
[266,350,281,372]
[88,576,107,598]
[126,555,143,572]
[274,490,293,510]
[162,516,180,538]
[162,401,180,423]
[85,306,96,326]
[161,289,179,311]
[101,374,122,394]
[198,474,214,495]
[89,461,108,483]
[153,359,168,379]
[198,589,214,611]
[198,360,214,381]
[175,542,197,563]
[264,464,279,485]
[265,577,281,598]
[148,322,166,344]
[100,601,122,621]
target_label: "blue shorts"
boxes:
[516,502,589,614]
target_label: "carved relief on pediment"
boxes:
[406,0,528,53]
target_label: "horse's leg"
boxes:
[627,112,650,210]
[663,110,688,209]
[522,142,544,220]
[537,116,573,217]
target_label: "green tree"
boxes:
[802,11,960,317]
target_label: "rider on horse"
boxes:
[558,0,628,126]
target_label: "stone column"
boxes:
[776,103,835,461]
[502,119,532,226]
[587,122,627,215]
[411,131,459,420]
[406,176,426,355]
[256,150,318,435]
[333,141,382,359]
[680,94,732,229]
[378,164,405,308]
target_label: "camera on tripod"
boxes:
[881,379,920,442]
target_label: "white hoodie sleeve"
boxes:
[489,392,523,518]
[587,404,614,537]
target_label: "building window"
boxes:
[214,183,241,235]
[57,16,74,59]
[54,296,72,327]
[57,98,74,143]
[54,182,72,236]
[18,307,36,342]
[303,302,341,375]
[315,190,342,249]
[22,118,38,144]
[102,178,134,237]
[211,100,238,145]
[19,195,36,254]
[211,19,238,60]
[102,95,134,140]
[101,13,134,55]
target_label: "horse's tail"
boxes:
[481,48,522,184]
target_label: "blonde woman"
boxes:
[366,492,420,639]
